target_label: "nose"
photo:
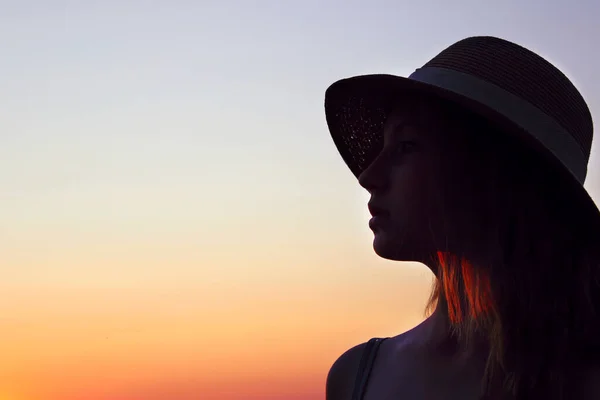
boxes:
[358,152,389,193]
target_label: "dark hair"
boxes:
[419,98,600,399]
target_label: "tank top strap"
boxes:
[351,337,388,400]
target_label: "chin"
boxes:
[372,233,428,263]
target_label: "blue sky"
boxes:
[1,0,598,295]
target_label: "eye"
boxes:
[392,140,417,157]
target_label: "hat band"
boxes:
[409,66,587,183]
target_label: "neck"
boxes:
[415,295,452,350]
[422,284,490,360]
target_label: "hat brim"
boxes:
[324,73,600,229]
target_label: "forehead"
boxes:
[384,104,415,128]
[383,99,443,139]
[386,94,450,121]
[382,99,473,158]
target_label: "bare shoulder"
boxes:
[325,331,425,400]
[325,341,369,400]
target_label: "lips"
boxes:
[368,203,390,218]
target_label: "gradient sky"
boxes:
[1,1,599,399]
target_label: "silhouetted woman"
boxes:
[324,37,599,400]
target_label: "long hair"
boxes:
[419,98,600,399]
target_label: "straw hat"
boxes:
[325,36,598,226]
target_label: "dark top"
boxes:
[352,337,388,400]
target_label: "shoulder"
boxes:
[325,341,370,400]
[325,336,409,400]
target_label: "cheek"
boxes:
[388,167,434,222]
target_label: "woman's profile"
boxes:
[323,37,599,399]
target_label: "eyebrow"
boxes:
[390,119,417,139]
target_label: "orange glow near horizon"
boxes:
[1,261,431,400]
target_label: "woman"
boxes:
[324,37,599,399]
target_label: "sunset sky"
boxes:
[1,1,600,399]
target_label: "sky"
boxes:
[1,1,599,399]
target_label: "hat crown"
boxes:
[423,36,594,160]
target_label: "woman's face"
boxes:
[358,103,453,264]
